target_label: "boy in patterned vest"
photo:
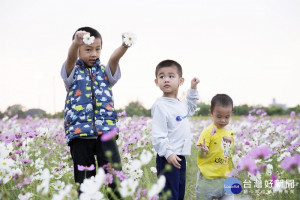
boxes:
[61,27,131,198]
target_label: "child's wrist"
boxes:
[72,40,81,48]
[122,43,130,49]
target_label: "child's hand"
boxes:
[191,77,200,89]
[73,30,88,46]
[122,32,137,48]
[167,154,182,169]
[198,138,209,153]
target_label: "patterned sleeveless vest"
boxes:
[64,59,118,144]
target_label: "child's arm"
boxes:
[108,34,130,76]
[151,105,175,164]
[197,138,209,157]
[186,77,200,116]
[65,31,86,77]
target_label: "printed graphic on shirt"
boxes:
[215,136,233,165]
[176,115,187,121]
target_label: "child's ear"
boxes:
[179,77,184,86]
[154,78,158,86]
[209,109,213,116]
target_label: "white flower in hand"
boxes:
[123,32,137,47]
[83,33,95,45]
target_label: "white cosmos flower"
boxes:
[119,178,139,197]
[80,168,105,195]
[0,158,14,171]
[123,32,137,47]
[37,168,50,194]
[122,163,131,174]
[150,167,157,174]
[80,191,104,200]
[52,180,66,191]
[52,184,72,200]
[83,33,95,45]
[266,164,273,176]
[140,150,153,165]
[0,143,13,158]
[148,175,166,198]
[131,168,143,180]
[18,192,33,200]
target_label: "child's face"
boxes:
[78,38,102,67]
[155,66,184,98]
[210,104,232,128]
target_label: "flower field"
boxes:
[0,110,299,200]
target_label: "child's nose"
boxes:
[91,50,97,56]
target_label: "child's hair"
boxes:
[155,59,183,77]
[72,27,102,46]
[211,94,233,112]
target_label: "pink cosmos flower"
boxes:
[77,164,95,171]
[114,170,128,181]
[271,173,277,187]
[143,189,147,196]
[104,173,113,185]
[101,127,119,142]
[236,156,258,175]
[245,141,250,145]
[17,178,32,188]
[280,154,300,173]
[118,110,127,117]
[134,187,142,200]
[290,111,295,118]
[21,159,32,164]
[248,145,272,160]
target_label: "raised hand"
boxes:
[198,138,209,153]
[167,154,182,169]
[191,77,200,89]
[73,30,88,46]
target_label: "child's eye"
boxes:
[169,75,174,78]
[159,76,164,79]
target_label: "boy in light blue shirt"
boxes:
[151,59,199,199]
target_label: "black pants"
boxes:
[70,136,121,199]
[156,155,186,200]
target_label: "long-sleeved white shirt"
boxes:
[151,89,199,159]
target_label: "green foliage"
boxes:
[124,101,151,117]
[233,104,252,116]
[264,106,285,115]
[288,105,300,114]
[5,104,25,118]
[195,103,210,116]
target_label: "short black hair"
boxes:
[211,94,233,112]
[155,59,183,77]
[72,27,102,46]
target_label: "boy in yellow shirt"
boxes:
[196,94,234,200]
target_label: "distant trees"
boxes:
[5,104,26,118]
[1,104,48,119]
[123,101,151,117]
[1,102,299,119]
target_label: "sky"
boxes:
[0,0,299,114]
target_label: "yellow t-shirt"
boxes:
[196,123,234,179]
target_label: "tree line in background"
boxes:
[1,102,300,119]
